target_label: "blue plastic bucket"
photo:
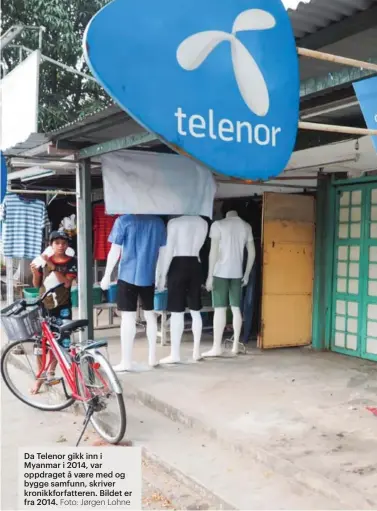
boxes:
[108,283,117,303]
[154,290,168,311]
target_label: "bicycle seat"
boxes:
[59,319,89,334]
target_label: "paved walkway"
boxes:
[98,325,377,509]
[1,370,214,511]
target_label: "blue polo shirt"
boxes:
[109,215,166,287]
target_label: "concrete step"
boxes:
[5,347,373,509]
[123,383,376,510]
[126,399,347,510]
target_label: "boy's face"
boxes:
[51,239,68,256]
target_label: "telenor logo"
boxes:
[177,9,276,117]
[84,0,300,180]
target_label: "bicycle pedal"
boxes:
[46,378,62,386]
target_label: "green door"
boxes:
[362,186,377,362]
[331,184,377,362]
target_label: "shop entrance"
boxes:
[331,183,377,362]
[219,192,316,348]
[258,192,316,349]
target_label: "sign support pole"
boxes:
[76,161,94,341]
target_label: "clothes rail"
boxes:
[7,189,77,196]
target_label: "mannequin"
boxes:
[203,207,255,357]
[101,214,166,372]
[157,215,208,363]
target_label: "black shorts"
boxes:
[117,280,154,312]
[167,257,202,313]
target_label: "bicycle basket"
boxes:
[0,302,42,341]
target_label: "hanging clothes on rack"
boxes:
[240,198,262,343]
[47,197,76,231]
[0,194,49,259]
[47,197,77,252]
[93,203,119,261]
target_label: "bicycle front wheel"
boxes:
[1,339,74,411]
[76,350,126,444]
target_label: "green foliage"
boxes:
[2,0,112,132]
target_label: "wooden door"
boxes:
[259,193,315,349]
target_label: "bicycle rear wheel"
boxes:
[76,350,126,444]
[1,339,74,411]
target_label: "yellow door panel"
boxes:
[263,220,314,244]
[261,295,313,348]
[263,193,315,223]
[263,242,314,295]
[259,193,315,349]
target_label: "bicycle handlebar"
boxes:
[12,283,65,314]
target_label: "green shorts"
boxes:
[212,277,242,308]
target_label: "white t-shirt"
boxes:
[210,216,253,279]
[166,216,208,258]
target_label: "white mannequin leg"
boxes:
[190,310,202,361]
[202,307,226,357]
[231,306,242,354]
[160,312,184,364]
[144,310,158,367]
[114,311,136,372]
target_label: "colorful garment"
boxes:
[93,204,118,261]
[109,215,166,286]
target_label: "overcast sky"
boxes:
[282,0,311,9]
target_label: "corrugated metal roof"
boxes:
[288,0,377,38]
[3,133,51,156]
[48,103,122,136]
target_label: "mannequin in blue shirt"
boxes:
[101,214,166,372]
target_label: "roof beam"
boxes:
[54,111,127,140]
[296,5,377,50]
[300,60,377,97]
[300,97,359,119]
[78,131,157,159]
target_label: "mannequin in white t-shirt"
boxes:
[202,209,255,357]
[157,215,208,363]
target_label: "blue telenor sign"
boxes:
[353,76,377,153]
[0,151,7,203]
[84,0,299,180]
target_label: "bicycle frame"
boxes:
[36,319,108,402]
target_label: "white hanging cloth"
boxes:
[101,149,217,218]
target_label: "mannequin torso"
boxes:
[110,214,166,287]
[211,211,253,279]
[166,215,208,258]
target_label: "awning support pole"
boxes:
[297,47,377,72]
[76,160,94,341]
[7,189,76,196]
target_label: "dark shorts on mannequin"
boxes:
[117,280,155,312]
[167,256,202,313]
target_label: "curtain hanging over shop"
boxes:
[101,149,217,218]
